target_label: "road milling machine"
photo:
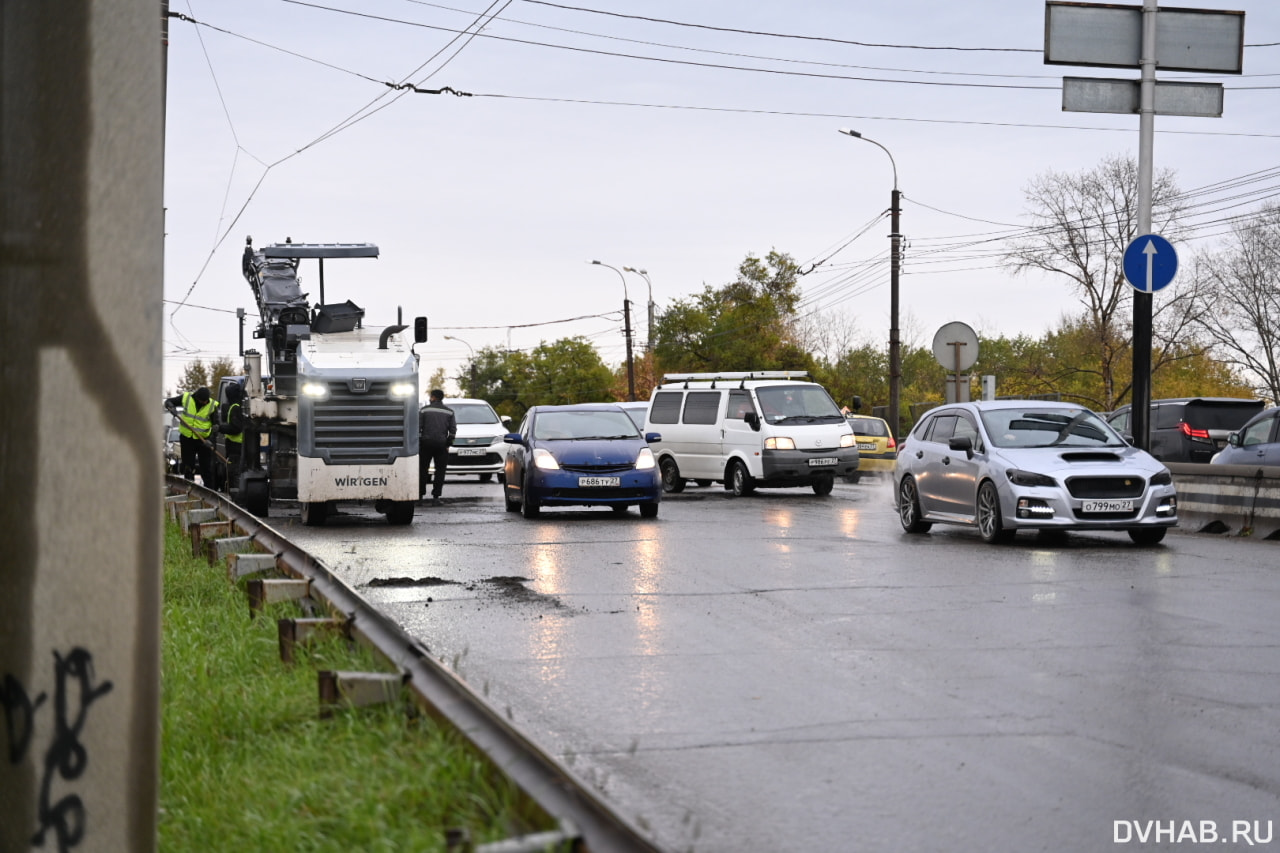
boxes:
[228,237,428,525]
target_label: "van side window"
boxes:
[682,391,721,425]
[650,391,682,425]
[728,390,754,420]
[1154,403,1182,430]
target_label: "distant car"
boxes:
[442,398,510,482]
[893,400,1178,545]
[616,400,650,431]
[1211,406,1280,467]
[845,414,896,482]
[164,423,181,474]
[1106,397,1266,463]
[503,404,662,518]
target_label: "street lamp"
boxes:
[443,334,477,398]
[590,260,636,401]
[839,128,902,442]
[623,266,654,351]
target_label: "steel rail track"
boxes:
[166,477,665,853]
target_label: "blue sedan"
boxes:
[503,404,663,518]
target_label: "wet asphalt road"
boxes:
[275,477,1280,853]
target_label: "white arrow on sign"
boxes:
[1142,239,1158,293]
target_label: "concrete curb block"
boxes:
[1168,462,1280,540]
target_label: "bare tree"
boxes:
[1187,204,1280,402]
[1003,153,1186,409]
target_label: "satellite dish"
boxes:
[932,321,979,372]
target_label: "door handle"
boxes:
[915,450,923,459]
[942,457,951,465]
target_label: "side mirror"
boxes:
[851,395,862,412]
[948,435,974,459]
[414,316,428,343]
[744,412,760,431]
[1227,431,1240,447]
[645,432,662,443]
[503,433,524,445]
[501,415,512,426]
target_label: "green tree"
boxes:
[652,250,813,374]
[465,338,615,418]
[208,356,237,392]
[177,359,210,392]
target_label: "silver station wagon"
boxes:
[893,400,1178,545]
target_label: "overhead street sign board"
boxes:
[1123,234,1178,294]
[1063,77,1223,117]
[1045,2,1245,73]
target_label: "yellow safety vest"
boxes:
[179,392,217,440]
[225,402,243,444]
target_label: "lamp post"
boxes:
[839,128,902,442]
[591,260,636,401]
[443,334,477,398]
[623,266,654,351]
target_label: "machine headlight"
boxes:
[764,436,796,450]
[1149,469,1173,486]
[636,447,656,470]
[1006,468,1057,488]
[300,382,329,399]
[839,433,856,448]
[533,448,561,471]
[389,381,416,399]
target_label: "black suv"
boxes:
[1106,397,1266,463]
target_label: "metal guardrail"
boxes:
[1168,462,1280,540]
[165,476,665,853]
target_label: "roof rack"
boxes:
[660,371,810,383]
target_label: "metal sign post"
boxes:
[1044,0,1244,449]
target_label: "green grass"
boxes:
[160,519,541,852]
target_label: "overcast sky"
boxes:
[162,0,1280,395]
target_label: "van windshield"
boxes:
[755,385,844,424]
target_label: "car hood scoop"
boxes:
[1060,451,1124,463]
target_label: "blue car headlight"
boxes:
[636,447,656,470]
[1006,468,1057,488]
[533,448,561,471]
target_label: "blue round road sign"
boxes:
[1123,234,1178,293]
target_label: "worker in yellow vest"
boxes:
[220,383,247,489]
[164,386,220,485]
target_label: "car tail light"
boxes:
[887,435,897,449]
[1178,422,1211,440]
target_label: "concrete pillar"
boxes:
[1,3,164,851]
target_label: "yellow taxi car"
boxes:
[845,414,897,483]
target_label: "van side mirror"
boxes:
[414,316,428,343]
[851,395,862,412]
[744,412,760,431]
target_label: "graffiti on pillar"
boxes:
[2,647,114,852]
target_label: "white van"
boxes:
[645,372,859,496]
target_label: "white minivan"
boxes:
[645,372,859,496]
